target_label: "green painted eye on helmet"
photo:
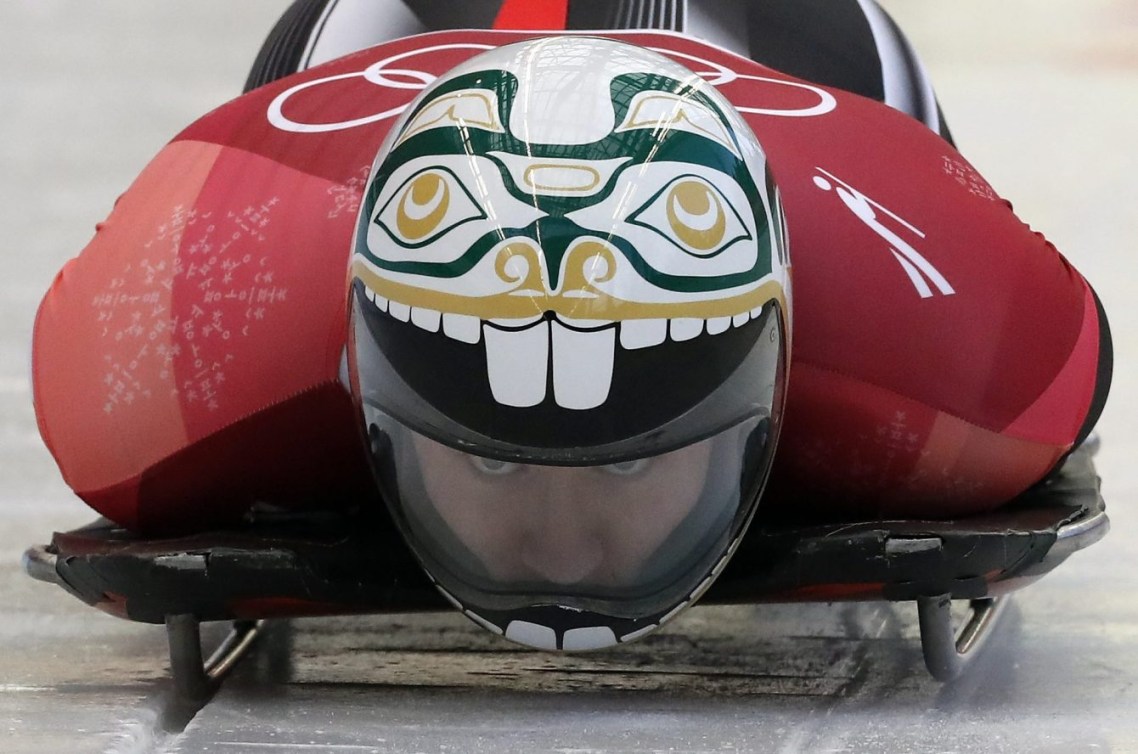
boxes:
[348,36,789,650]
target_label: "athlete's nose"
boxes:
[519,469,604,585]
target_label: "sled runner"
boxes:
[23,439,1107,697]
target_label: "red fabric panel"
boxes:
[719,92,1087,438]
[80,382,373,534]
[493,0,569,30]
[33,140,357,527]
[1002,282,1100,443]
[132,382,373,534]
[767,362,1065,519]
[33,142,221,521]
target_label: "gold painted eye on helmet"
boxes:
[373,167,487,248]
[628,175,751,257]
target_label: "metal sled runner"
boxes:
[23,441,1108,697]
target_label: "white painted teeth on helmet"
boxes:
[619,309,758,351]
[551,321,615,410]
[465,610,504,636]
[442,312,481,344]
[711,552,731,577]
[501,621,619,651]
[389,300,411,322]
[505,620,558,650]
[482,319,619,410]
[690,575,714,602]
[562,626,617,651]
[660,600,690,625]
[670,318,704,342]
[365,288,388,312]
[706,316,732,336]
[364,284,765,409]
[619,623,658,643]
[410,306,441,333]
[436,585,463,611]
[619,318,667,350]
[483,320,550,407]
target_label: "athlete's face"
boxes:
[413,435,713,586]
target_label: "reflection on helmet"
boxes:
[348,37,790,650]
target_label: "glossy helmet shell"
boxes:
[348,37,789,650]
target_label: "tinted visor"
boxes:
[365,411,774,621]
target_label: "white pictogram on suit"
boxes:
[813,168,954,298]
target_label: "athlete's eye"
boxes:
[601,458,653,476]
[468,455,523,476]
[628,176,750,257]
[374,167,486,247]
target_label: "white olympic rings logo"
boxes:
[266,41,837,134]
[267,43,494,133]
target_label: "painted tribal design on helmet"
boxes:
[349,37,789,650]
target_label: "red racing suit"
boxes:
[32,30,1110,532]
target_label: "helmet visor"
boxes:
[366,410,774,622]
[349,279,786,637]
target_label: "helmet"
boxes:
[347,36,789,650]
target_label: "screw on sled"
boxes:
[23,439,1107,698]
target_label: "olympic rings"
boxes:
[266,40,836,135]
[268,43,494,134]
